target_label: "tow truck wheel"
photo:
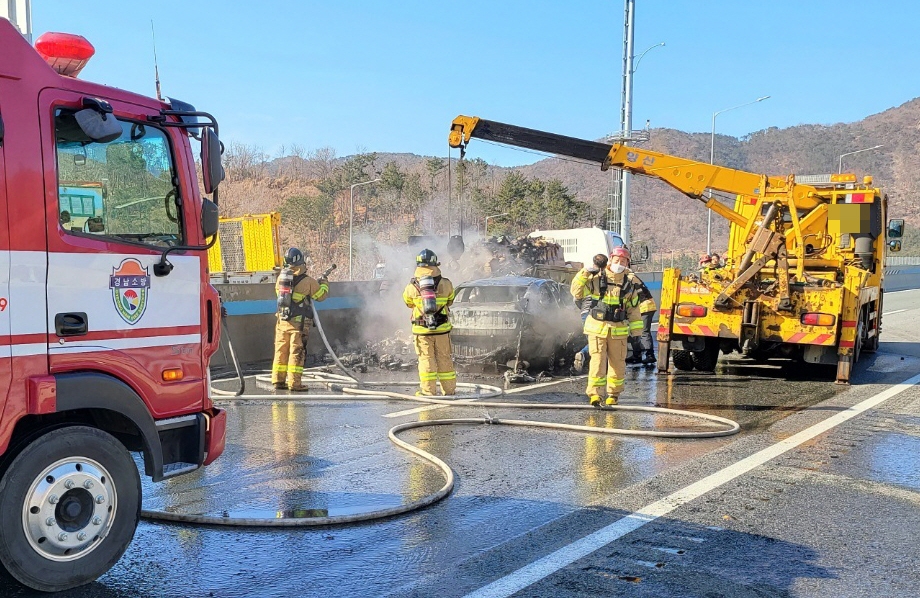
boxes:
[0,426,141,592]
[863,299,880,354]
[691,340,720,372]
[672,349,694,371]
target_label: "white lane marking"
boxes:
[464,372,920,598]
[505,376,587,394]
[883,309,907,316]
[383,375,589,418]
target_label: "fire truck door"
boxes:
[0,137,10,409]
[40,90,204,415]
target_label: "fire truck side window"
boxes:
[54,109,183,248]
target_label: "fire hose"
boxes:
[142,293,741,528]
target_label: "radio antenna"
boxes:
[151,21,163,101]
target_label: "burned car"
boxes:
[450,276,585,371]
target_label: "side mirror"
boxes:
[201,127,225,195]
[201,199,219,239]
[629,242,651,263]
[74,108,122,143]
[888,240,902,253]
[888,218,904,239]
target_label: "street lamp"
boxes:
[484,213,509,237]
[707,95,770,254]
[349,178,381,280]
[838,145,884,174]
[633,41,665,71]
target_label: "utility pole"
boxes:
[605,1,660,245]
[619,0,635,245]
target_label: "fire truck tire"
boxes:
[0,426,141,592]
[672,350,694,371]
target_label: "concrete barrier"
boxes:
[884,266,920,292]
[213,266,919,366]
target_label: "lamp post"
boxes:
[349,178,381,280]
[484,213,509,237]
[707,95,770,254]
[838,145,884,174]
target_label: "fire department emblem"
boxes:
[109,258,151,325]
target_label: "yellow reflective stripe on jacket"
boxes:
[312,283,329,301]
[584,318,631,337]
[628,320,644,331]
[639,298,657,313]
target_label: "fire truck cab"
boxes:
[0,19,227,591]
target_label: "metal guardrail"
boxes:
[885,256,920,266]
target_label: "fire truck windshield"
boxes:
[54,109,183,248]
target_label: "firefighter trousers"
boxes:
[413,333,457,395]
[272,319,309,388]
[586,334,627,399]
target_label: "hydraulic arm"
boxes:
[448,115,835,305]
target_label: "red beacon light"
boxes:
[34,32,95,78]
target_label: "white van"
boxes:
[529,227,626,268]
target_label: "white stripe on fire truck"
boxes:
[48,334,201,353]
[0,334,202,358]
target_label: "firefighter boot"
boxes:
[273,382,287,391]
[588,395,602,408]
[288,384,309,392]
[642,351,656,365]
[605,395,619,406]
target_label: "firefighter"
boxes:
[624,258,658,365]
[403,249,457,396]
[571,246,643,406]
[699,254,713,272]
[573,254,609,374]
[272,247,329,391]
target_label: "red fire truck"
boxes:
[0,19,227,591]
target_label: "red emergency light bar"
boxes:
[34,32,95,77]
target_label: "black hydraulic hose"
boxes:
[217,310,245,397]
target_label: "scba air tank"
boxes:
[418,276,439,329]
[277,266,295,319]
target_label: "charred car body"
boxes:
[450,276,584,370]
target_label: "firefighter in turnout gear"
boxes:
[625,260,658,365]
[570,246,643,406]
[403,249,457,396]
[272,247,329,391]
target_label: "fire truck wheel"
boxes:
[672,349,694,371]
[0,426,141,592]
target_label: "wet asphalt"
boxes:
[3,288,920,597]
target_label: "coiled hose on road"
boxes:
[142,305,740,528]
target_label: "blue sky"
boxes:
[29,0,920,166]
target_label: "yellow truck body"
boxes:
[448,116,904,383]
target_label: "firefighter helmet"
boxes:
[610,246,631,261]
[284,247,305,267]
[416,249,440,266]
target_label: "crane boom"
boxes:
[449,115,825,228]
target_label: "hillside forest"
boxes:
[216,98,920,279]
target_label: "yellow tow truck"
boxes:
[448,116,904,383]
